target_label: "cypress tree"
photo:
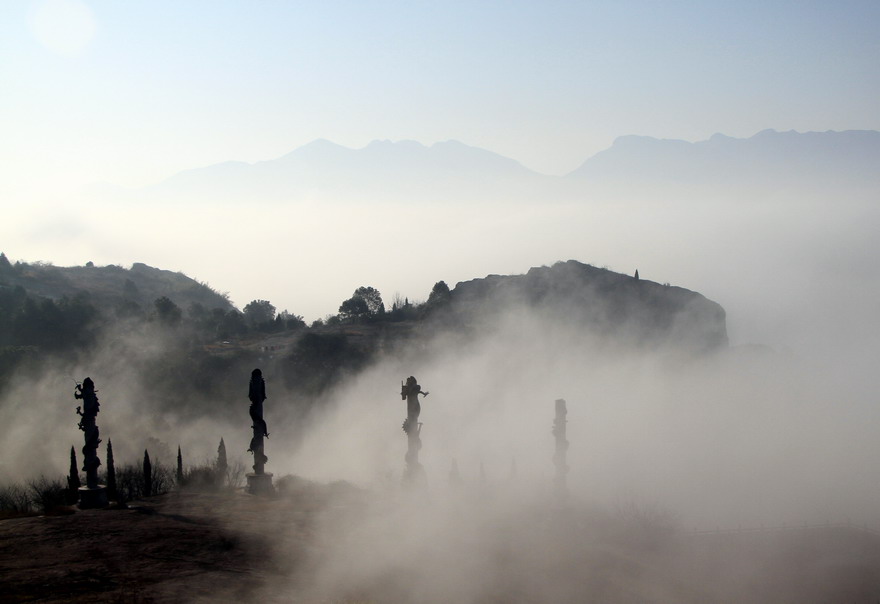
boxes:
[67,446,81,503]
[176,445,183,485]
[106,440,117,501]
[143,450,153,497]
[216,438,228,487]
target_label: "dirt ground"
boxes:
[0,482,337,603]
[3,482,880,603]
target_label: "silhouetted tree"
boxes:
[106,440,117,500]
[277,310,306,331]
[216,438,227,485]
[427,280,451,305]
[634,269,640,280]
[338,295,369,320]
[176,445,183,485]
[354,286,384,315]
[67,446,80,502]
[243,299,276,330]
[338,286,385,321]
[143,450,153,497]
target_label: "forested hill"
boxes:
[0,255,728,415]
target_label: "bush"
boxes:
[0,482,33,515]
[27,475,67,514]
[180,463,219,491]
[179,459,246,492]
[116,460,174,502]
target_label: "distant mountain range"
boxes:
[92,129,880,203]
[569,129,880,187]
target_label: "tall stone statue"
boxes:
[246,369,274,495]
[552,398,569,501]
[401,375,428,434]
[74,377,108,507]
[401,376,429,485]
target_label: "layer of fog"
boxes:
[3,179,880,601]
[8,184,879,353]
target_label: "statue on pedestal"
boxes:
[401,376,428,435]
[75,378,101,489]
[552,398,569,501]
[74,377,108,507]
[246,369,274,495]
[401,376,429,485]
[247,368,269,474]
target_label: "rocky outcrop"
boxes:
[446,260,727,353]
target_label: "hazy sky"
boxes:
[1,0,878,197]
[2,0,879,347]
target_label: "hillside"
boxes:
[439,260,727,353]
[0,256,233,314]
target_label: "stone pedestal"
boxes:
[246,472,274,496]
[77,485,108,509]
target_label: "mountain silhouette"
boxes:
[567,129,880,188]
[149,138,554,202]
[95,129,880,203]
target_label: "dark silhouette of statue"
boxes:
[74,377,102,489]
[401,376,429,485]
[401,375,428,434]
[247,368,269,475]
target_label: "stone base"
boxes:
[77,486,108,509]
[246,472,274,496]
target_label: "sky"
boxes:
[1,0,879,196]
[1,0,879,342]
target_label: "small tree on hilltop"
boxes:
[353,286,384,315]
[427,280,451,305]
[243,299,276,330]
[339,286,385,321]
[338,295,369,321]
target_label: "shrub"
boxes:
[27,475,67,514]
[0,482,33,515]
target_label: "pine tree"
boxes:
[634,269,640,280]
[143,450,153,497]
[216,438,228,487]
[106,440,117,501]
[176,445,184,485]
[67,446,81,503]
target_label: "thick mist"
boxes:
[252,307,880,602]
[3,176,879,601]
